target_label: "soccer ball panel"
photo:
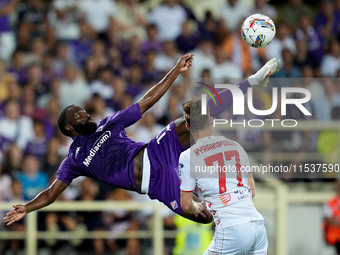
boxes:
[241,14,276,48]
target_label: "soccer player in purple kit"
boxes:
[3,53,280,226]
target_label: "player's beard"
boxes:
[74,118,98,136]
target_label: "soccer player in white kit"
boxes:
[179,98,268,255]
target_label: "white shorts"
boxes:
[203,220,268,255]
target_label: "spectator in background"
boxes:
[140,24,162,54]
[70,21,97,68]
[48,0,81,43]
[90,67,114,100]
[83,57,99,84]
[211,47,242,80]
[154,41,180,72]
[266,23,297,61]
[17,155,48,200]
[271,48,301,80]
[53,42,73,74]
[21,85,47,120]
[112,0,147,41]
[142,50,161,84]
[41,137,62,179]
[197,11,219,42]
[106,76,130,112]
[190,39,215,79]
[0,0,19,61]
[315,0,340,41]
[59,65,91,109]
[79,0,116,36]
[279,0,313,29]
[24,120,49,160]
[125,64,144,99]
[122,36,143,68]
[222,25,266,74]
[37,77,60,109]
[41,53,62,86]
[25,37,46,66]
[7,49,27,86]
[18,0,55,51]
[26,64,47,98]
[0,100,34,150]
[2,143,23,178]
[148,0,187,41]
[177,0,197,22]
[321,39,340,77]
[295,14,324,69]
[219,0,249,32]
[133,112,163,143]
[45,97,61,130]
[0,73,19,106]
[91,40,109,69]
[86,94,113,123]
[249,0,277,21]
[175,20,199,53]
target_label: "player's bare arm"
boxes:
[138,53,194,115]
[3,179,69,226]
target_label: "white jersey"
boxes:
[179,136,264,229]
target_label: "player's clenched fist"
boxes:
[174,53,194,73]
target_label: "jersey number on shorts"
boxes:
[204,150,243,194]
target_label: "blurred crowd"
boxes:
[1,0,340,254]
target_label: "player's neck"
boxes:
[193,129,213,142]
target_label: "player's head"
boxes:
[58,105,97,137]
[182,97,212,132]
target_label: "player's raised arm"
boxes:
[3,179,69,226]
[138,53,194,115]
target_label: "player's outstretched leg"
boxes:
[248,58,281,88]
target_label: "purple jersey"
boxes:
[57,103,146,191]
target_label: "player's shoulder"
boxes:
[180,148,190,159]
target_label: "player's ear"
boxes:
[210,116,213,125]
[185,122,190,131]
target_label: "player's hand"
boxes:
[175,53,194,73]
[194,202,209,218]
[3,204,27,226]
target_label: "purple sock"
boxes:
[208,79,251,117]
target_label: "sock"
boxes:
[248,64,269,87]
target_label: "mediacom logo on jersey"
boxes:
[83,131,111,167]
[200,84,312,128]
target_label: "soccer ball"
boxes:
[241,14,276,48]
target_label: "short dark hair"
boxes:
[182,97,210,132]
[58,105,74,137]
